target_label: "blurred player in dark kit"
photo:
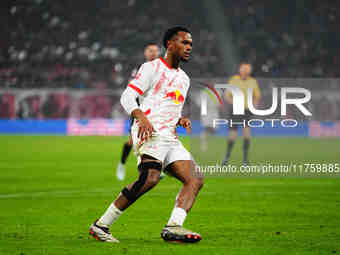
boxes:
[116,43,160,180]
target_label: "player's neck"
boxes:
[163,54,180,69]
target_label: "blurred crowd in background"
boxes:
[1,0,340,89]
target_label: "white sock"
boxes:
[167,207,187,226]
[97,203,123,228]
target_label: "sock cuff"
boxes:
[167,207,187,226]
[174,207,187,216]
[97,203,123,228]
[112,203,123,215]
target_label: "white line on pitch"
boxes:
[0,190,339,199]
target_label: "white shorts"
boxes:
[131,128,192,168]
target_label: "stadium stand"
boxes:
[2,0,340,89]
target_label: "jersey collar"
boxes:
[160,57,179,71]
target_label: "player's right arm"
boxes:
[120,62,154,140]
[131,109,154,140]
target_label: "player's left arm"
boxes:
[253,79,261,106]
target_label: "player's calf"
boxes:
[188,177,204,192]
[179,177,204,213]
[120,156,162,206]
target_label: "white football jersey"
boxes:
[128,57,190,140]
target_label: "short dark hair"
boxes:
[162,26,191,49]
[144,42,158,49]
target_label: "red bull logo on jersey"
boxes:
[164,89,184,104]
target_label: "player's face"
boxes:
[144,45,160,61]
[171,32,193,62]
[239,64,252,78]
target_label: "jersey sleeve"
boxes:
[128,62,154,95]
[120,86,140,115]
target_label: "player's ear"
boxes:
[167,38,176,51]
[167,40,172,50]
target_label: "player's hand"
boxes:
[137,115,155,141]
[132,109,155,140]
[178,117,191,134]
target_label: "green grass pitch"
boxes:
[0,136,339,255]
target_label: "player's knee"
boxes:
[138,159,162,188]
[229,129,238,140]
[244,134,251,139]
[243,127,251,139]
[145,171,160,188]
[121,161,162,203]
